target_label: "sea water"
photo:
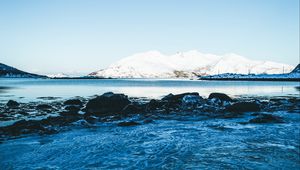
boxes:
[0,78,299,101]
[0,78,299,169]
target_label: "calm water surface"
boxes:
[0,78,299,101]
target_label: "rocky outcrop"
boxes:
[85,92,131,115]
[226,102,260,112]
[1,92,298,140]
[161,92,200,102]
[6,100,19,108]
[36,104,53,110]
[208,93,232,102]
[117,121,141,127]
[249,114,284,124]
[64,99,83,106]
[122,104,144,114]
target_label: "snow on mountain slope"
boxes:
[46,73,69,78]
[89,50,294,78]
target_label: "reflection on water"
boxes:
[0,86,15,93]
[0,78,299,101]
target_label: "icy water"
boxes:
[1,111,299,169]
[0,78,300,169]
[0,78,299,101]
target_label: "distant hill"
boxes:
[199,64,300,81]
[0,63,47,78]
[291,64,300,74]
[89,50,294,78]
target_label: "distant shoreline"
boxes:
[199,77,300,82]
[1,76,300,82]
[50,77,113,80]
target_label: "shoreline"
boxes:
[1,92,299,141]
[1,75,300,82]
[199,77,300,82]
[1,91,299,169]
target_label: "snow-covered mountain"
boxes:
[46,73,70,78]
[0,63,46,78]
[89,50,294,78]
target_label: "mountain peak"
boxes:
[89,51,294,78]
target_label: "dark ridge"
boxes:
[291,64,300,74]
[199,77,300,82]
[0,63,47,78]
[198,64,300,82]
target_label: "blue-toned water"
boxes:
[1,111,299,169]
[0,79,299,169]
[0,78,299,101]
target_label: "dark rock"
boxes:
[18,111,29,116]
[162,92,199,102]
[226,102,260,112]
[249,114,284,123]
[117,121,141,127]
[85,92,131,115]
[6,100,19,108]
[288,98,300,104]
[84,115,98,124]
[208,93,232,102]
[146,99,165,111]
[64,99,83,106]
[220,112,243,119]
[40,115,81,126]
[160,92,201,110]
[0,119,61,136]
[251,113,260,116]
[64,105,81,112]
[143,118,154,123]
[37,96,61,100]
[36,104,52,110]
[59,111,80,117]
[71,119,91,127]
[208,125,232,131]
[40,128,58,135]
[1,119,45,136]
[182,95,204,106]
[122,104,143,114]
[208,98,222,106]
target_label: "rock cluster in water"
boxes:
[0,92,299,140]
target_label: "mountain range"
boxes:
[0,63,46,78]
[89,50,294,78]
[1,51,298,79]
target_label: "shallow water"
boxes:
[0,111,299,169]
[0,78,299,102]
[0,78,299,169]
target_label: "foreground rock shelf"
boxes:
[0,92,299,141]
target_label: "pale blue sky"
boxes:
[0,0,299,75]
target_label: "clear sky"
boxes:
[0,0,299,75]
